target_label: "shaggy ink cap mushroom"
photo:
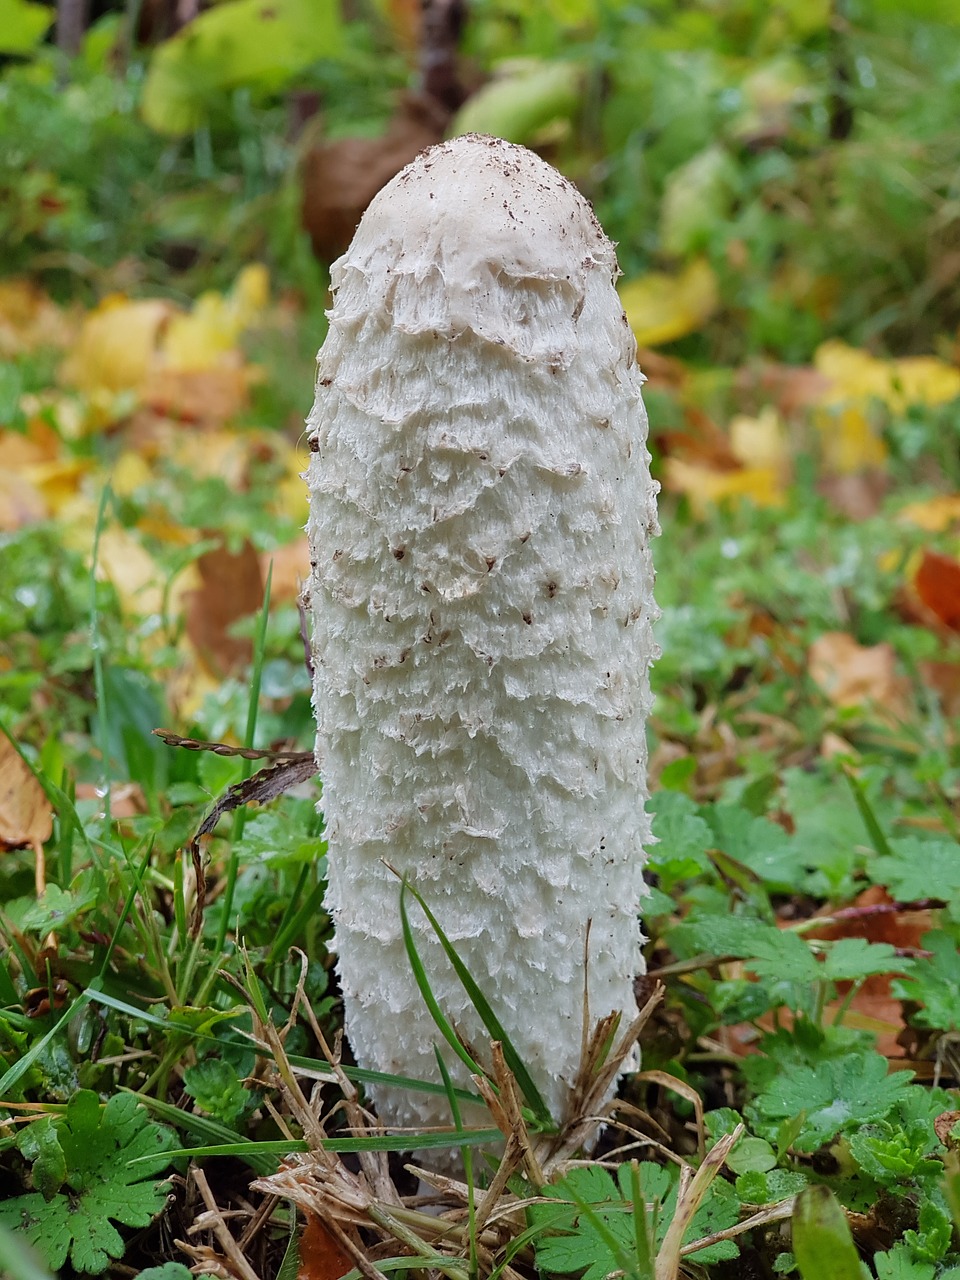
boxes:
[307,134,659,1148]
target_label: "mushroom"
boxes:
[306,134,659,1138]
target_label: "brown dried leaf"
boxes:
[0,733,52,848]
[185,536,264,677]
[301,93,450,261]
[808,631,909,715]
[817,471,889,521]
[142,363,252,425]
[919,661,960,718]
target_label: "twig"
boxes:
[190,1164,262,1280]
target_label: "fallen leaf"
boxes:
[897,494,960,533]
[142,363,252,425]
[26,458,90,516]
[817,471,889,521]
[0,470,47,530]
[735,361,829,416]
[729,55,816,148]
[804,886,931,1057]
[60,296,174,395]
[820,730,858,759]
[302,93,450,261]
[161,264,269,371]
[658,406,741,471]
[95,527,167,617]
[729,405,789,471]
[58,269,268,425]
[451,58,582,146]
[186,536,265,677]
[808,631,909,715]
[0,417,60,468]
[0,733,52,848]
[663,457,785,515]
[620,257,719,348]
[74,782,147,819]
[918,661,960,718]
[815,339,960,413]
[893,355,960,408]
[914,549,960,631]
[110,450,154,499]
[261,535,309,604]
[297,1212,355,1280]
[813,404,887,473]
[636,347,688,394]
[0,277,78,356]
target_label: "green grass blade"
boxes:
[400,876,554,1125]
[792,1186,867,1280]
[843,767,895,859]
[285,1054,483,1102]
[173,848,187,944]
[98,839,154,979]
[0,1223,56,1280]
[89,483,114,819]
[0,985,96,1097]
[134,1092,279,1175]
[275,1216,301,1280]
[84,989,482,1101]
[339,1257,469,1280]
[128,1127,505,1167]
[399,879,489,1083]
[267,873,325,964]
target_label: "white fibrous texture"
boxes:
[306,134,659,1134]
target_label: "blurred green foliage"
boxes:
[1,0,959,360]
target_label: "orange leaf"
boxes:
[297,1213,355,1280]
[261,536,309,605]
[897,494,960,533]
[914,549,960,631]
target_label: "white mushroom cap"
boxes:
[329,133,621,358]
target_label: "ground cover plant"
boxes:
[1,1,960,1277]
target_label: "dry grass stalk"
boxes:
[247,980,714,1278]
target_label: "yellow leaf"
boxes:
[162,264,269,371]
[619,258,718,348]
[897,494,960,533]
[111,450,153,499]
[25,458,90,515]
[815,339,960,413]
[813,404,887,473]
[168,428,256,486]
[729,406,789,470]
[269,437,310,523]
[0,278,77,357]
[95,528,166,616]
[59,296,173,395]
[663,457,785,516]
[892,356,960,408]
